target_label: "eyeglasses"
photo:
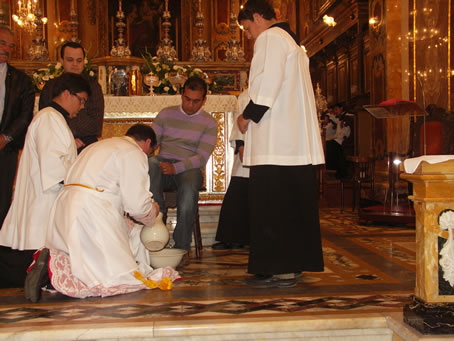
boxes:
[71,92,87,105]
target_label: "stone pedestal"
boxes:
[401,160,454,334]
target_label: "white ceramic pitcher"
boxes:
[140,212,169,251]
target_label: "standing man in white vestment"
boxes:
[0,73,91,287]
[25,125,178,302]
[237,0,325,288]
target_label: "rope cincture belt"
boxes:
[64,184,105,192]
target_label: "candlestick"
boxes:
[119,0,122,12]
[165,0,168,12]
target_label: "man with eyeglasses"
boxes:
[39,41,104,153]
[0,73,90,288]
[0,26,35,288]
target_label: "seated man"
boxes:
[25,124,179,302]
[325,103,351,179]
[148,77,217,254]
[0,73,90,288]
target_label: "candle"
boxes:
[198,0,201,12]
[119,0,122,12]
[165,0,168,12]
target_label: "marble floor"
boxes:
[0,208,426,340]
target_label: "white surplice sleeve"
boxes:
[34,111,76,192]
[118,148,154,219]
[248,30,287,108]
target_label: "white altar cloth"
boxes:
[103,95,238,119]
[403,155,454,174]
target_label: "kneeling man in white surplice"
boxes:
[25,124,180,302]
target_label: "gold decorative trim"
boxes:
[211,111,227,193]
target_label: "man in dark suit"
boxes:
[0,25,35,228]
[0,25,35,288]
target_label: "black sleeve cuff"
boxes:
[234,140,244,154]
[242,100,269,123]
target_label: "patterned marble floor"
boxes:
[0,208,416,339]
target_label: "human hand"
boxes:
[237,114,250,134]
[152,201,160,217]
[159,161,176,175]
[238,145,244,162]
[75,138,86,149]
[0,135,7,151]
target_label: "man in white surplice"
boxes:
[25,124,179,302]
[237,0,325,288]
[0,73,91,287]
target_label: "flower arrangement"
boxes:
[141,52,219,94]
[31,58,97,92]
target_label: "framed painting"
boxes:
[109,0,181,59]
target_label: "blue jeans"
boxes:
[148,156,203,251]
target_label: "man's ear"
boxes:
[253,13,262,23]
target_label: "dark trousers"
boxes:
[0,246,35,288]
[0,150,18,227]
[326,140,347,178]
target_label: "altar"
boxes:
[101,95,238,203]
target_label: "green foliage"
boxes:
[141,52,221,94]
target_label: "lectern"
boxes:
[361,100,425,224]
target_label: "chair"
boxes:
[163,190,203,258]
[340,156,375,212]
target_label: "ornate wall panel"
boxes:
[410,0,452,111]
[337,55,348,103]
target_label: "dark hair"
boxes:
[126,124,157,147]
[238,0,276,22]
[51,73,91,99]
[60,41,85,59]
[182,76,208,98]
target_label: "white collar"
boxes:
[179,105,202,117]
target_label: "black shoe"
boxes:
[24,248,50,303]
[212,242,233,250]
[245,274,297,288]
[231,243,246,249]
[245,274,272,285]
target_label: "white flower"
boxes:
[84,58,88,65]
[33,72,38,78]
[89,71,95,77]
[49,75,54,79]
[194,68,203,73]
[164,86,170,92]
[55,62,62,69]
[156,66,161,71]
[43,75,49,81]
[172,86,177,91]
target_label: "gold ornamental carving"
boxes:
[211,111,226,193]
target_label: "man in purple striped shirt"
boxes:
[148,77,217,256]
